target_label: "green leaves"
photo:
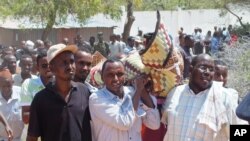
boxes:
[0,0,125,27]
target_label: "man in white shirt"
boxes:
[89,59,160,141]
[13,54,38,86]
[20,49,53,124]
[116,34,126,51]
[161,54,246,141]
[124,36,137,55]
[0,69,24,141]
[108,34,124,59]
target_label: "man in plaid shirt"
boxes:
[161,54,246,141]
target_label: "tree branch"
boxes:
[224,4,246,29]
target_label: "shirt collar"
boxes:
[46,81,78,92]
[102,86,134,101]
[103,86,120,99]
[103,86,128,101]
[187,84,210,96]
[0,87,19,102]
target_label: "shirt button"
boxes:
[129,137,132,140]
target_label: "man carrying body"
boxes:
[89,59,160,141]
[161,54,246,141]
[27,44,92,141]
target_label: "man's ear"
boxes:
[189,65,194,73]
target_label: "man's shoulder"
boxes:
[31,74,39,79]
[13,85,21,91]
[34,86,50,96]
[12,73,21,78]
[90,88,104,99]
[90,86,133,101]
[89,88,113,102]
[167,84,187,98]
[72,81,91,98]
[211,81,232,100]
[73,81,89,91]
[84,82,98,93]
[22,77,41,85]
[12,86,21,100]
[173,84,187,91]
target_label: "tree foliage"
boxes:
[136,0,250,10]
[0,0,124,41]
[0,0,249,41]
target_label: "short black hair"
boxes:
[184,35,194,41]
[3,54,16,61]
[191,54,213,67]
[36,48,48,65]
[127,36,134,41]
[101,59,124,75]
[20,54,32,61]
[19,54,32,67]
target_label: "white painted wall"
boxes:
[114,9,250,37]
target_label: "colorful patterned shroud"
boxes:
[88,11,184,97]
[124,11,184,97]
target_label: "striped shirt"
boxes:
[161,82,246,141]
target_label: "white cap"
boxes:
[134,36,142,43]
[25,40,34,50]
[47,43,78,63]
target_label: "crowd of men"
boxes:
[0,26,248,141]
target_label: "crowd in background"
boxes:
[0,23,248,141]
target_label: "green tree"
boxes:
[136,0,249,10]
[0,0,124,41]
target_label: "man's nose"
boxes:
[113,75,118,80]
[219,75,224,81]
[83,65,89,70]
